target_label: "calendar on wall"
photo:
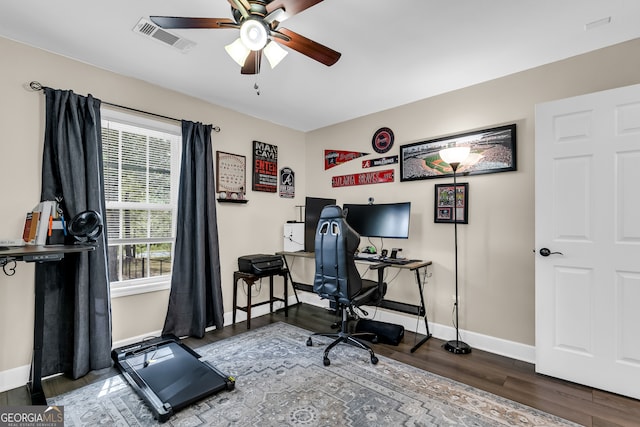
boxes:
[216,151,246,200]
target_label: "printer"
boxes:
[237,254,284,275]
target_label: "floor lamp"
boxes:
[439,146,472,355]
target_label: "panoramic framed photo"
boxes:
[400,124,516,181]
[434,183,469,224]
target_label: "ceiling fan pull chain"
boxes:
[254,51,260,95]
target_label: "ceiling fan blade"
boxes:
[264,8,286,25]
[266,0,324,21]
[150,16,237,29]
[227,0,250,19]
[241,50,262,75]
[274,28,340,66]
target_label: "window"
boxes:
[101,109,181,297]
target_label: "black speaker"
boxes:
[355,319,404,346]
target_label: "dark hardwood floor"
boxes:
[2,303,639,426]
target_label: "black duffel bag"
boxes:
[355,319,404,346]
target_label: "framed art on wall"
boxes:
[216,151,246,200]
[434,183,469,224]
[253,140,278,193]
[400,124,516,181]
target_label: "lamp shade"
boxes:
[225,38,250,66]
[439,146,471,165]
[264,41,288,68]
[239,19,268,51]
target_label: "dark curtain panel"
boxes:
[36,88,112,379]
[162,121,224,338]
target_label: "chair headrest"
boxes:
[319,205,344,220]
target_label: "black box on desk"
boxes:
[238,254,283,275]
[45,220,66,245]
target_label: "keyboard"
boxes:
[354,253,380,261]
[354,256,420,265]
[382,258,412,265]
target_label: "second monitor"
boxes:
[343,202,411,239]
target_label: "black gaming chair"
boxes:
[306,205,388,366]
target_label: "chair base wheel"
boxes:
[323,357,331,366]
[306,338,313,346]
[371,356,379,364]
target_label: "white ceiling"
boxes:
[2,1,640,131]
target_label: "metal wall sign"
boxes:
[331,169,394,187]
[279,167,295,198]
[362,155,398,168]
[253,140,278,193]
[372,127,394,153]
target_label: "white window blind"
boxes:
[101,109,181,297]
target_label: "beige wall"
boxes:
[305,37,640,346]
[0,37,305,381]
[2,34,640,388]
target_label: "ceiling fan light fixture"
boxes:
[264,40,288,68]
[239,19,268,51]
[225,38,251,66]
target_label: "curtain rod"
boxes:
[29,81,221,133]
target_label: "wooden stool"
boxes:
[233,269,288,329]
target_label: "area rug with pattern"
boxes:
[49,322,578,426]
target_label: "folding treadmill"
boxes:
[111,335,235,422]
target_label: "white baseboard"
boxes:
[112,329,164,349]
[297,296,535,364]
[218,294,535,363]
[0,364,30,394]
[0,296,534,394]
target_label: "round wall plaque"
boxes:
[372,127,394,153]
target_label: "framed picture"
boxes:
[253,140,278,193]
[400,123,516,181]
[434,183,469,224]
[216,151,246,199]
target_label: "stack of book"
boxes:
[22,201,66,245]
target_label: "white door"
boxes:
[535,84,640,400]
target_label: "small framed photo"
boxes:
[434,183,469,224]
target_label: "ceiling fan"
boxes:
[150,0,341,75]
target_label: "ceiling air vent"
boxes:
[133,18,196,52]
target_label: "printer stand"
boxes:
[233,270,288,329]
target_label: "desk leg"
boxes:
[29,277,46,405]
[280,256,300,305]
[283,273,288,318]
[411,267,432,353]
[269,275,274,314]
[233,275,238,325]
[246,279,252,330]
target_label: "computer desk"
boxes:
[277,251,433,352]
[0,244,95,404]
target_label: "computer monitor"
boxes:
[342,202,411,239]
[304,196,337,251]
